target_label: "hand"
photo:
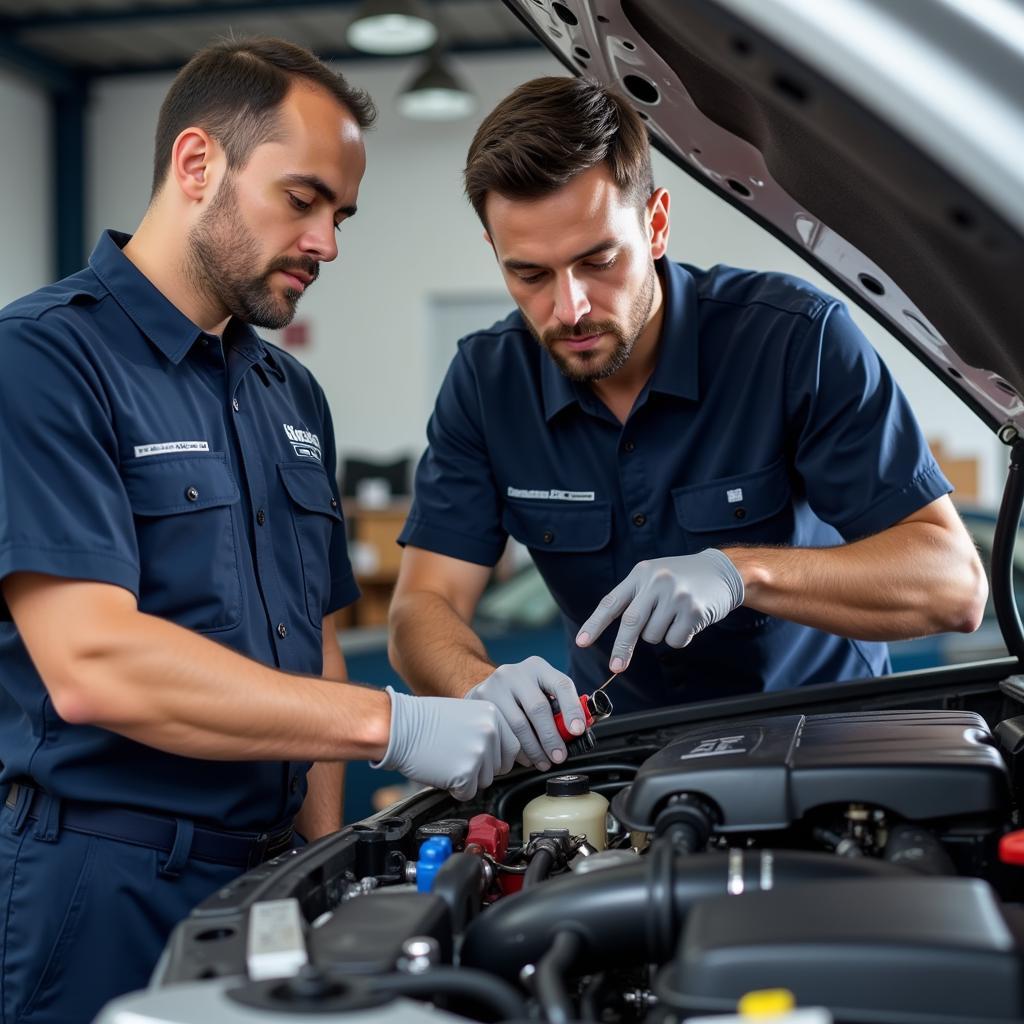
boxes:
[576,550,744,672]
[466,657,586,772]
[372,686,508,801]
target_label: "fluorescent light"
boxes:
[346,0,438,55]
[398,54,476,121]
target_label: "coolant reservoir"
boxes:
[522,774,609,850]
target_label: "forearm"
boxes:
[295,761,344,839]
[724,519,986,640]
[51,607,391,762]
[389,590,494,697]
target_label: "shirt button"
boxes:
[256,508,266,526]
[623,440,636,452]
[232,398,240,412]
[290,775,299,794]
[277,623,288,639]
[633,513,647,527]
[542,530,555,544]
[185,486,199,502]
[330,498,338,509]
[734,507,747,520]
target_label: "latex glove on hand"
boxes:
[576,550,745,672]
[466,656,587,772]
[372,686,510,801]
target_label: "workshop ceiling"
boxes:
[0,0,539,80]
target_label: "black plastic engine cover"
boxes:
[612,710,1007,831]
[660,877,1024,1022]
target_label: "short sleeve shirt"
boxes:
[400,260,952,714]
[0,231,358,829]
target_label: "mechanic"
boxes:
[0,39,511,1023]
[388,75,988,772]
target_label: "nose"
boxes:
[299,215,338,263]
[552,271,591,326]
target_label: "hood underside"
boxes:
[505,0,1024,435]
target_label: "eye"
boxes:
[517,273,544,285]
[288,193,312,212]
[585,256,617,271]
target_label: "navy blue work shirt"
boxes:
[400,259,952,714]
[0,231,358,830]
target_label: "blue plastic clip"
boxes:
[416,835,453,893]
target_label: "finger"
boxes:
[493,712,521,775]
[504,706,550,772]
[537,669,587,737]
[576,575,636,647]
[477,756,496,793]
[515,750,531,767]
[609,591,658,672]
[522,690,569,765]
[665,612,697,648]
[450,777,476,801]
[641,600,674,645]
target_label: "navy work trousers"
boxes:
[0,791,241,1024]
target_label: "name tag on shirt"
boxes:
[507,486,595,502]
[133,441,210,458]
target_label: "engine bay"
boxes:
[99,674,1024,1024]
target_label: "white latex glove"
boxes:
[466,657,586,772]
[371,686,507,801]
[576,550,745,672]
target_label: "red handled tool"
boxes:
[550,673,617,744]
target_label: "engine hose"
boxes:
[523,846,556,889]
[461,848,909,980]
[366,967,527,1022]
[535,930,583,1024]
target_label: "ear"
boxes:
[646,187,670,260]
[170,127,217,203]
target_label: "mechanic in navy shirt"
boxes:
[388,76,987,774]
[0,39,508,1022]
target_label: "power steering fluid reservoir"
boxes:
[523,774,609,851]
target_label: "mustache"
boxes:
[541,319,620,346]
[266,256,320,285]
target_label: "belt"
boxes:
[4,783,294,869]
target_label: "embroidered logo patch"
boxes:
[283,423,321,461]
[134,441,210,458]
[726,488,744,503]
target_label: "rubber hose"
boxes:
[461,848,909,980]
[367,967,527,1022]
[535,930,582,1024]
[993,438,1024,660]
[523,846,556,889]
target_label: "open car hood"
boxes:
[504,0,1024,434]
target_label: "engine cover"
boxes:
[611,709,1008,831]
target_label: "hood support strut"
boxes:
[992,434,1024,661]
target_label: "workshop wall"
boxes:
[0,69,52,310]
[82,50,1003,504]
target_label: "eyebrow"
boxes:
[283,173,358,218]
[503,238,618,272]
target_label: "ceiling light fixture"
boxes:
[397,51,477,121]
[345,0,439,55]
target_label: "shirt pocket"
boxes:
[501,499,614,616]
[278,462,344,629]
[122,453,242,632]
[672,458,794,632]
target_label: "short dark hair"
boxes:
[151,37,376,198]
[464,76,654,225]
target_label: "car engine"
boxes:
[97,699,1024,1024]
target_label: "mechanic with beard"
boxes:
[388,76,988,772]
[0,38,511,1022]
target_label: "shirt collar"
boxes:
[540,257,701,422]
[88,229,269,367]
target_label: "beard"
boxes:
[524,260,657,383]
[185,176,318,330]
